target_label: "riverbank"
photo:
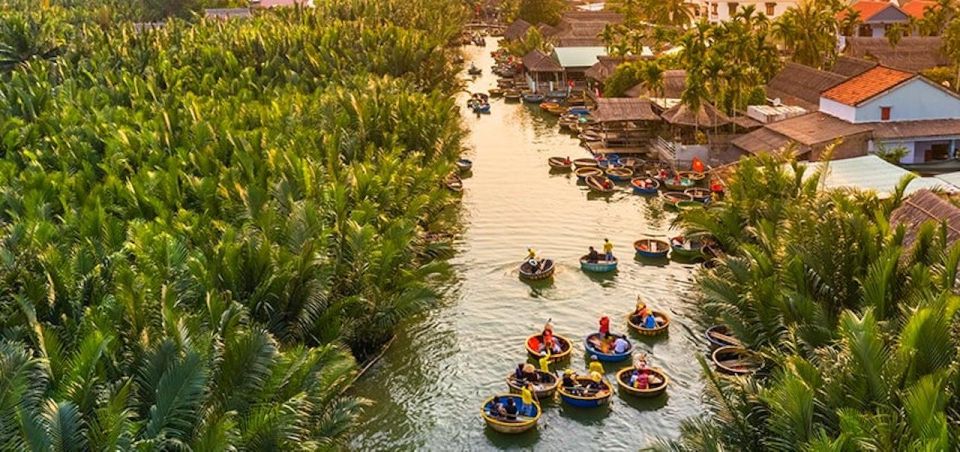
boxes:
[351,38,706,450]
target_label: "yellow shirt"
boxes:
[589,361,605,375]
[603,242,613,253]
[538,356,550,372]
[521,387,533,405]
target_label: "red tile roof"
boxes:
[821,66,914,106]
[901,0,937,19]
[839,1,899,21]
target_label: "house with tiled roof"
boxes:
[839,1,910,37]
[900,0,938,20]
[841,37,949,73]
[734,66,960,163]
[698,0,799,23]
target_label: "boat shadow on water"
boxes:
[557,403,612,425]
[634,254,670,268]
[483,424,541,447]
[617,391,669,411]
[582,268,618,286]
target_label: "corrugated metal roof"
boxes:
[553,47,607,68]
[935,170,960,187]
[802,155,956,196]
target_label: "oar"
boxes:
[709,331,743,347]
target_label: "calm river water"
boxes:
[351,39,705,450]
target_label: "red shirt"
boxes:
[599,317,610,335]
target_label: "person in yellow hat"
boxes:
[587,371,605,393]
[522,363,539,382]
[538,352,550,373]
[588,355,604,375]
[520,383,536,416]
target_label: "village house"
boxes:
[839,1,910,38]
[841,36,949,73]
[733,66,960,164]
[698,0,799,23]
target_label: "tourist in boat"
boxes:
[602,179,613,190]
[538,352,550,372]
[561,369,580,395]
[522,363,539,382]
[491,395,505,417]
[586,246,599,263]
[525,248,540,271]
[603,238,614,261]
[598,316,611,339]
[711,179,725,200]
[520,383,536,416]
[541,321,562,354]
[514,363,525,381]
[658,168,668,179]
[631,369,650,389]
[587,371,605,392]
[564,156,572,165]
[588,355,605,375]
[504,397,518,421]
[613,335,631,354]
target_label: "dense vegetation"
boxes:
[663,156,960,450]
[0,0,466,448]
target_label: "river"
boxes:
[351,38,705,451]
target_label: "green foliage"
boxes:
[504,26,549,56]
[773,0,842,68]
[680,10,781,114]
[0,0,466,448]
[664,155,960,450]
[516,0,566,26]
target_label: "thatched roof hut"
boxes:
[592,98,660,123]
[522,50,562,73]
[624,70,687,98]
[890,189,960,246]
[503,19,532,40]
[661,101,730,128]
[842,37,949,73]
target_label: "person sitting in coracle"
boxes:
[561,369,580,395]
[586,246,599,263]
[503,398,518,421]
[613,335,631,354]
[521,363,539,382]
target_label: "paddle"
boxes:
[709,331,743,347]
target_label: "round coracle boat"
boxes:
[525,334,572,361]
[575,167,604,181]
[630,177,660,195]
[627,310,670,336]
[685,187,711,202]
[634,238,670,258]
[548,156,572,170]
[670,236,706,260]
[558,376,612,408]
[481,394,541,434]
[705,325,742,349]
[573,158,600,169]
[506,371,559,398]
[580,255,618,273]
[605,167,634,182]
[585,175,615,193]
[584,332,633,362]
[712,346,763,375]
[616,367,668,397]
[519,259,555,280]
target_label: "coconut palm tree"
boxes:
[774,0,840,68]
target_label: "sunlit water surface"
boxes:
[351,38,706,451]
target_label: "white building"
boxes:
[699,0,798,23]
[733,65,960,164]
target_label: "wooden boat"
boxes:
[539,101,561,110]
[676,200,703,212]
[670,236,705,260]
[566,106,590,116]
[488,88,503,97]
[506,371,559,398]
[663,177,696,191]
[712,346,763,375]
[605,167,634,182]
[481,395,541,434]
[684,187,712,202]
[584,332,633,362]
[573,158,599,169]
[548,156,572,170]
[575,167,603,181]
[705,325,742,349]
[585,175,615,193]
[456,158,473,172]
[615,367,669,398]
[634,238,670,259]
[558,376,612,408]
[678,171,706,182]
[444,174,463,192]
[522,92,545,103]
[618,157,643,169]
[661,191,693,208]
[627,310,670,336]
[579,129,603,143]
[630,177,660,195]
[467,65,482,76]
[525,334,572,361]
[580,255,618,273]
[519,259,555,280]
[471,103,491,114]
[504,89,521,101]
